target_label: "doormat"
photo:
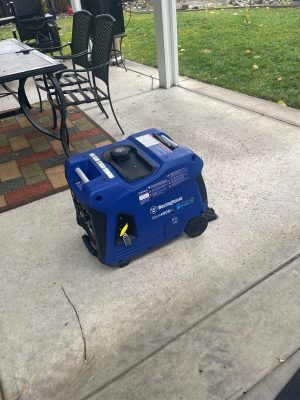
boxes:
[0,102,115,213]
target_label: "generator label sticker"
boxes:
[136,134,173,157]
[169,167,189,187]
[138,167,190,205]
[176,197,195,210]
[136,134,160,147]
[89,152,115,179]
[151,208,173,220]
[138,190,150,204]
[149,197,194,220]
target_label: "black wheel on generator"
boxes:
[197,174,208,204]
[197,174,218,222]
[184,215,208,238]
[76,215,83,227]
[119,261,129,268]
[82,235,97,257]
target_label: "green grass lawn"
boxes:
[1,8,299,108]
[123,8,300,109]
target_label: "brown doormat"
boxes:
[0,102,115,213]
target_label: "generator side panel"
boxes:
[71,192,108,264]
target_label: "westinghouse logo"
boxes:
[150,206,158,215]
[149,197,183,218]
[158,197,183,210]
[149,197,183,215]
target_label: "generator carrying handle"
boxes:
[75,167,90,184]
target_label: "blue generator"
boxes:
[65,129,216,267]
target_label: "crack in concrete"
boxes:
[179,84,300,128]
[61,286,87,365]
[79,250,300,400]
[225,387,243,400]
[0,377,6,400]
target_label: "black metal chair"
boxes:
[9,0,61,50]
[111,33,127,71]
[46,13,124,148]
[41,10,92,65]
[34,10,93,112]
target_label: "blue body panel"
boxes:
[65,129,207,266]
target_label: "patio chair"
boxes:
[34,10,92,112]
[40,10,92,63]
[9,0,61,50]
[47,14,124,144]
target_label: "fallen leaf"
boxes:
[278,100,286,106]
[277,77,282,81]
[202,48,212,54]
[276,357,286,363]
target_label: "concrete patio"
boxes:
[0,61,299,400]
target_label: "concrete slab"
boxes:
[125,60,189,84]
[179,78,300,128]
[0,78,299,400]
[243,348,300,400]
[125,60,160,80]
[86,257,300,400]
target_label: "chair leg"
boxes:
[74,62,82,91]
[43,75,57,128]
[91,75,109,118]
[49,87,58,129]
[51,105,58,130]
[107,86,124,135]
[47,73,70,156]
[35,81,43,112]
[112,37,120,67]
[97,100,109,118]
[119,36,127,72]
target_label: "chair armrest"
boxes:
[53,50,89,61]
[43,42,71,54]
[57,61,110,76]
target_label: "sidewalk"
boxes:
[0,62,299,400]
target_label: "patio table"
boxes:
[0,38,70,155]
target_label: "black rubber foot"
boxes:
[119,261,129,268]
[185,215,208,238]
[82,235,97,257]
[203,207,218,222]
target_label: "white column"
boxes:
[70,0,82,12]
[153,0,179,88]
